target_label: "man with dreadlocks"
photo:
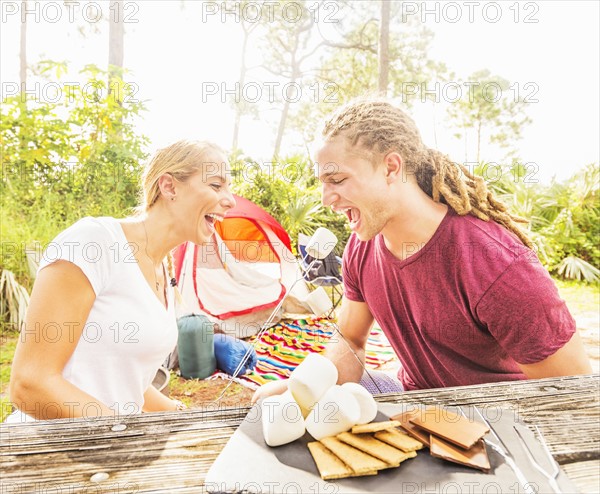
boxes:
[310,98,591,391]
[251,98,590,404]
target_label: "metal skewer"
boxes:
[212,255,322,402]
[473,407,536,494]
[514,425,563,494]
[212,229,384,402]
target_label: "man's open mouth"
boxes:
[344,208,360,229]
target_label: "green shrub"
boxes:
[1,62,149,290]
[230,152,349,255]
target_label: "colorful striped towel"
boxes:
[240,317,397,388]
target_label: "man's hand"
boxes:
[325,298,374,383]
[251,298,374,404]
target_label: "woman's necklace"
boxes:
[143,221,161,292]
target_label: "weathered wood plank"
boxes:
[562,460,600,493]
[1,375,598,493]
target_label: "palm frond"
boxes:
[555,256,600,283]
[281,194,324,236]
[0,269,30,331]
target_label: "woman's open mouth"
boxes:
[205,213,224,232]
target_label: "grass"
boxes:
[555,279,600,317]
[0,328,19,421]
[168,371,254,409]
[555,280,600,372]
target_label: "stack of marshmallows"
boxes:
[261,353,378,447]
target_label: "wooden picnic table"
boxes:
[1,374,598,493]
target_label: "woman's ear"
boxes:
[384,152,403,184]
[157,173,177,201]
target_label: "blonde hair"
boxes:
[139,139,225,212]
[322,98,532,248]
[137,139,226,281]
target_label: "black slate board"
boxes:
[205,403,578,493]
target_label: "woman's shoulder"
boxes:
[40,216,128,289]
[54,216,123,243]
[42,217,125,268]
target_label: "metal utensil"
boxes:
[212,255,322,402]
[473,407,537,494]
[514,425,563,494]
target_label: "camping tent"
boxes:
[173,195,310,337]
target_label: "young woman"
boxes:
[7,140,236,421]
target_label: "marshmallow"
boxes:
[288,353,338,412]
[305,385,361,440]
[261,390,306,447]
[341,382,378,425]
[305,227,337,260]
[305,287,334,316]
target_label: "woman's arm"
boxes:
[142,384,186,412]
[9,261,115,419]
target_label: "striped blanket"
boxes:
[239,317,397,388]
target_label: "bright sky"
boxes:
[1,0,598,184]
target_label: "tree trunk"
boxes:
[464,124,469,163]
[431,101,438,148]
[273,84,293,159]
[476,119,482,163]
[108,0,125,84]
[232,30,249,151]
[108,0,124,135]
[273,26,302,158]
[377,0,390,96]
[20,0,27,89]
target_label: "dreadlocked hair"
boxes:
[322,98,533,248]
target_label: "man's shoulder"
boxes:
[448,211,533,261]
[444,213,544,301]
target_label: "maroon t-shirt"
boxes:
[343,209,576,390]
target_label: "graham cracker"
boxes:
[307,442,354,480]
[351,420,401,434]
[320,437,390,473]
[337,432,417,466]
[374,428,424,452]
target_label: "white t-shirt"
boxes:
[6,217,178,422]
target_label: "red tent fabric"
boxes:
[174,195,291,281]
[222,195,292,251]
[172,195,307,329]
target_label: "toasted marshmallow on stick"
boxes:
[305,227,337,259]
[341,382,378,425]
[288,353,338,412]
[305,385,361,440]
[261,390,306,447]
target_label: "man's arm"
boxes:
[517,331,592,379]
[325,297,375,384]
[251,297,375,404]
